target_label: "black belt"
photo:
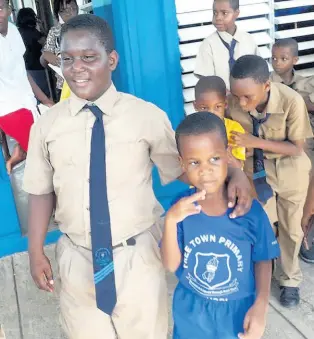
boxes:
[113,237,136,250]
[66,234,136,251]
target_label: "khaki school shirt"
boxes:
[270,70,304,89]
[194,28,260,89]
[229,82,313,160]
[271,71,314,104]
[23,84,183,248]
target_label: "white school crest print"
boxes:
[185,236,241,299]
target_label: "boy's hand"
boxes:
[6,144,26,174]
[166,190,206,223]
[231,131,259,149]
[227,168,252,218]
[238,302,267,339]
[29,252,54,293]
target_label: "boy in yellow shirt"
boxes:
[194,76,245,168]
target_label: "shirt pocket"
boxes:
[47,127,87,171]
[262,117,286,141]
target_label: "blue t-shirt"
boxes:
[174,189,280,302]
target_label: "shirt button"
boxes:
[86,207,90,211]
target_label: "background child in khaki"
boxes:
[229,55,313,309]
[193,75,245,169]
[194,0,259,89]
[271,38,314,168]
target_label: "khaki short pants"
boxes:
[55,227,168,339]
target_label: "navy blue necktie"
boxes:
[250,113,273,204]
[218,35,237,71]
[87,103,117,315]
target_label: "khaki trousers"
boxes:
[55,228,168,339]
[245,153,311,287]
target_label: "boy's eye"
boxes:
[189,161,199,166]
[200,107,207,111]
[223,11,228,16]
[216,105,223,110]
[272,57,277,61]
[82,55,97,62]
[210,156,220,163]
[62,56,72,62]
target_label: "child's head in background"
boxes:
[213,0,240,35]
[230,55,270,113]
[272,38,299,78]
[194,76,227,120]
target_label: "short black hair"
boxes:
[273,38,299,57]
[53,0,78,19]
[60,14,114,53]
[195,76,227,100]
[231,55,270,84]
[16,8,37,28]
[214,0,239,10]
[175,112,228,154]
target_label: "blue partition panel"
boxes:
[111,0,188,208]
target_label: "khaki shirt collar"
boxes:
[217,26,240,44]
[250,82,285,118]
[270,69,301,87]
[69,83,119,117]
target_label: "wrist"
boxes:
[29,246,45,257]
[252,136,263,149]
[254,296,268,311]
[165,214,179,226]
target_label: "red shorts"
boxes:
[0,108,34,152]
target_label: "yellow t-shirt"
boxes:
[224,118,246,161]
[60,81,71,101]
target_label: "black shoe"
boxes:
[280,287,300,308]
[300,242,314,264]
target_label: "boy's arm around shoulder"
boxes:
[145,103,183,185]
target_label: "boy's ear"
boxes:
[179,156,186,172]
[293,56,299,66]
[108,50,119,71]
[234,9,240,20]
[264,80,271,93]
[193,101,197,111]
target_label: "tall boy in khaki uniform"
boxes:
[229,55,312,308]
[23,15,253,339]
[194,0,259,89]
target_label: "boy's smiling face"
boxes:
[61,29,118,101]
[179,132,228,195]
[271,46,298,76]
[212,0,239,34]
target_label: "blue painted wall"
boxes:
[111,0,187,209]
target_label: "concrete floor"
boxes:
[1,245,314,339]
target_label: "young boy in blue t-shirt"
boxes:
[161,112,280,339]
